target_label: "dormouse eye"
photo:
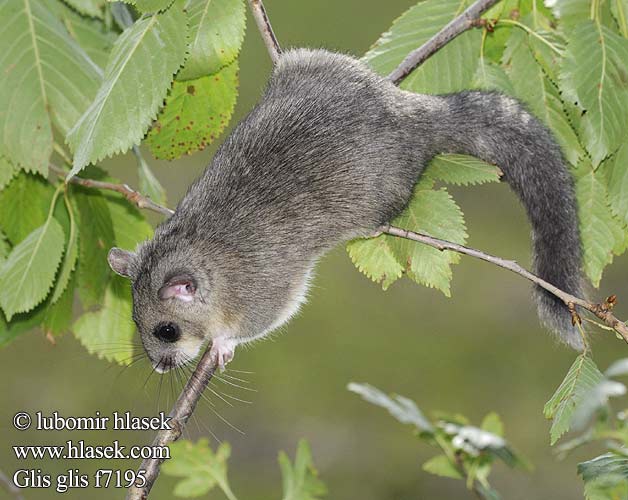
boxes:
[154,322,180,343]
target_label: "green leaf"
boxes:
[136,150,167,206]
[579,453,628,483]
[504,29,584,166]
[424,154,502,186]
[127,0,174,13]
[67,3,188,175]
[49,194,78,304]
[423,455,463,479]
[347,382,434,432]
[548,0,591,32]
[543,354,605,444]
[576,169,626,286]
[0,156,17,191]
[73,188,115,308]
[162,439,237,499]
[106,193,154,249]
[388,187,467,296]
[64,0,104,18]
[364,0,481,93]
[560,21,628,165]
[73,275,135,365]
[0,0,102,174]
[346,236,403,290]
[583,476,628,500]
[612,0,628,37]
[279,440,327,500]
[605,143,628,226]
[0,172,54,244]
[46,0,116,69]
[147,61,238,160]
[0,231,9,261]
[481,412,504,437]
[177,0,245,81]
[43,273,75,336]
[474,60,516,95]
[0,217,65,320]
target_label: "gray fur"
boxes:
[112,49,585,369]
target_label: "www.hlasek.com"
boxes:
[10,411,172,493]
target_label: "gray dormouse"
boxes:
[108,49,584,373]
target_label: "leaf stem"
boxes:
[497,19,562,54]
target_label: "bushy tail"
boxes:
[432,91,585,349]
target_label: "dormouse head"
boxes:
[107,247,212,373]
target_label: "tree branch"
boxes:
[387,0,501,85]
[49,164,174,217]
[247,0,282,64]
[126,349,217,499]
[0,469,23,500]
[380,224,628,343]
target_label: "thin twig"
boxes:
[49,164,174,217]
[387,0,501,85]
[126,347,216,499]
[247,0,281,64]
[0,469,23,500]
[381,224,628,343]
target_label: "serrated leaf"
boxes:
[560,21,628,166]
[583,475,628,500]
[136,151,166,206]
[0,217,64,320]
[64,0,104,18]
[347,382,434,432]
[571,379,626,431]
[579,453,628,483]
[577,169,626,286]
[0,231,9,261]
[73,188,115,308]
[423,455,463,479]
[279,440,327,500]
[0,156,16,191]
[46,0,116,69]
[474,60,516,95]
[0,0,102,174]
[549,0,591,31]
[127,0,174,13]
[147,60,238,160]
[49,194,78,304]
[67,3,188,175]
[177,0,245,81]
[106,193,154,249]
[0,172,54,244]
[612,0,628,37]
[73,275,134,364]
[544,354,604,444]
[606,143,628,225]
[388,187,467,296]
[503,28,584,165]
[162,439,237,499]
[364,0,481,94]
[481,412,504,437]
[424,154,502,186]
[346,236,403,290]
[43,273,75,336]
[0,302,49,347]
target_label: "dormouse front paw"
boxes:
[209,338,237,372]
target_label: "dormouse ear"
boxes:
[158,275,196,303]
[108,247,136,279]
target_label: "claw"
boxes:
[209,338,236,372]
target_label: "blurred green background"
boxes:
[2,0,628,498]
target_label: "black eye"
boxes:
[153,323,180,343]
